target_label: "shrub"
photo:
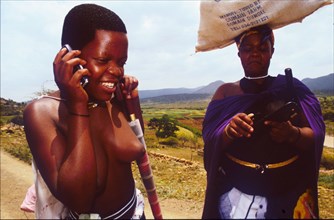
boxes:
[160,137,179,146]
[10,115,24,125]
[149,115,179,139]
[323,112,334,121]
[321,147,334,170]
[5,145,32,164]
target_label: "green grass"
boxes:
[321,147,334,170]
[0,129,32,164]
[318,96,334,136]
[132,154,206,201]
[149,146,203,164]
[141,103,207,120]
[318,172,334,189]
[325,121,334,136]
[0,115,15,125]
[318,185,334,219]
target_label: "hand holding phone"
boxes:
[62,44,88,87]
[262,101,300,122]
[252,101,300,130]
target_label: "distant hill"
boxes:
[139,74,333,100]
[0,98,25,125]
[302,73,334,95]
[194,80,224,94]
[0,98,25,116]
[140,93,212,104]
[139,80,223,99]
[1,74,332,105]
[139,88,200,99]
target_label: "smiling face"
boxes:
[238,32,274,78]
[80,30,128,101]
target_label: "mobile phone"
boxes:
[252,101,300,130]
[62,44,88,87]
[263,101,300,122]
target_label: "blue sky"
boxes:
[1,1,333,102]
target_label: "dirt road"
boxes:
[0,150,202,219]
[1,150,35,219]
[324,135,334,148]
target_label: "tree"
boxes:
[148,114,179,139]
[10,115,24,125]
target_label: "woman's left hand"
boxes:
[264,120,298,143]
[120,75,139,99]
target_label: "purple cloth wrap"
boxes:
[201,75,325,219]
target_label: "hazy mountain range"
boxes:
[0,74,332,104]
[301,73,334,93]
[139,80,223,99]
[139,73,334,100]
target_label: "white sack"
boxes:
[196,0,333,52]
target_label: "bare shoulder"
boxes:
[212,81,242,101]
[23,95,65,158]
[24,97,59,117]
[23,95,63,129]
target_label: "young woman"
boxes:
[24,4,146,219]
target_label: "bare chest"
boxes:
[58,106,129,192]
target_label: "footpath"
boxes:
[324,135,334,148]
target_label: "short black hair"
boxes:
[61,4,127,50]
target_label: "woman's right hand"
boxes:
[224,113,254,140]
[53,47,90,104]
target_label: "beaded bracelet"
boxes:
[68,111,90,117]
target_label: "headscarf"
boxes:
[235,24,275,49]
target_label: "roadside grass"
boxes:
[132,154,206,202]
[325,121,334,136]
[0,115,15,125]
[318,96,334,136]
[0,129,32,164]
[321,146,334,170]
[148,145,203,164]
[318,185,334,219]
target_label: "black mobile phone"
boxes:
[263,101,300,122]
[62,44,88,87]
[253,101,300,130]
[253,102,300,127]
